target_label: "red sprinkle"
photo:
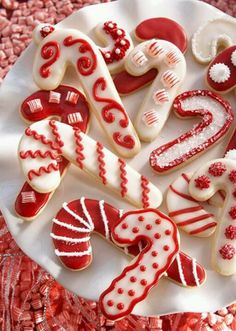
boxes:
[208,162,226,177]
[225,225,236,240]
[229,170,236,184]
[229,206,236,220]
[195,175,211,189]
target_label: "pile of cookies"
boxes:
[15,17,236,320]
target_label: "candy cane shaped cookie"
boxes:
[32,24,140,158]
[189,158,236,276]
[95,21,133,74]
[125,39,186,142]
[51,198,206,287]
[166,173,217,237]
[18,120,162,208]
[150,90,233,174]
[192,16,236,64]
[16,86,90,220]
[99,209,179,320]
[206,46,236,94]
[114,17,188,95]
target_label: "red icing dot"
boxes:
[130,276,137,283]
[146,224,152,230]
[117,303,124,310]
[195,175,211,190]
[229,170,236,184]
[208,162,226,177]
[154,233,161,239]
[138,216,145,222]
[233,190,236,199]
[140,279,147,286]
[107,300,114,307]
[229,206,236,220]
[155,219,161,225]
[117,288,124,294]
[152,251,158,257]
[152,263,159,269]
[163,245,170,251]
[225,225,236,240]
[140,265,146,272]
[132,227,139,233]
[219,244,236,260]
[128,290,135,296]
[40,25,55,38]
[165,229,171,235]
[122,223,128,229]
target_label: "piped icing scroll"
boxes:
[32,23,140,157]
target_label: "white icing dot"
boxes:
[105,53,111,58]
[120,40,126,46]
[231,50,236,66]
[115,48,121,54]
[209,63,231,83]
[225,149,236,161]
[117,29,122,36]
[108,23,114,28]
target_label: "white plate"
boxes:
[0,0,235,317]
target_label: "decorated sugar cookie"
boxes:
[150,90,233,174]
[32,23,140,157]
[166,173,217,237]
[114,17,187,95]
[206,46,236,94]
[99,209,179,320]
[125,39,186,142]
[18,120,162,208]
[95,21,133,74]
[51,198,206,287]
[189,158,236,276]
[16,86,90,220]
[192,16,236,64]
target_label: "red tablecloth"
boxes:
[0,1,236,330]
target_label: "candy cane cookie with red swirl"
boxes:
[51,198,206,287]
[32,24,140,158]
[15,86,90,220]
[95,21,133,74]
[114,17,188,95]
[124,39,186,142]
[150,90,233,174]
[189,158,236,276]
[100,209,180,320]
[192,16,236,64]
[18,120,162,208]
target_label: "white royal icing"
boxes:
[231,50,236,66]
[192,16,236,64]
[125,39,186,142]
[18,120,162,209]
[49,91,61,104]
[209,63,231,83]
[189,158,236,276]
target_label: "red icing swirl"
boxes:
[40,41,60,78]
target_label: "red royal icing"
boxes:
[63,36,97,76]
[40,25,55,38]
[118,158,128,198]
[140,176,150,209]
[225,225,236,240]
[229,170,236,184]
[195,175,211,190]
[51,199,206,287]
[208,162,226,177]
[207,46,236,93]
[100,21,131,64]
[219,244,236,260]
[40,41,60,78]
[96,142,107,185]
[229,206,236,220]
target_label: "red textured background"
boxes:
[0,0,235,330]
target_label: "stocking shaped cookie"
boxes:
[32,24,140,157]
[114,17,188,95]
[51,198,206,287]
[16,86,90,220]
[125,39,186,142]
[150,90,233,174]
[95,21,133,74]
[189,158,236,276]
[18,120,162,208]
[192,16,236,64]
[99,209,179,320]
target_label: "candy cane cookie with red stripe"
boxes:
[32,24,140,158]
[192,17,236,64]
[124,39,186,142]
[150,90,233,174]
[18,120,162,208]
[99,209,180,320]
[51,198,206,287]
[95,21,133,74]
[166,173,217,237]
[15,86,90,220]
[189,158,236,276]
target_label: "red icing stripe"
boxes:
[28,163,59,181]
[182,173,190,183]
[141,176,150,208]
[177,213,215,227]
[19,150,57,160]
[190,223,218,235]
[169,185,196,202]
[74,129,84,169]
[97,142,107,185]
[169,206,203,217]
[118,158,128,198]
